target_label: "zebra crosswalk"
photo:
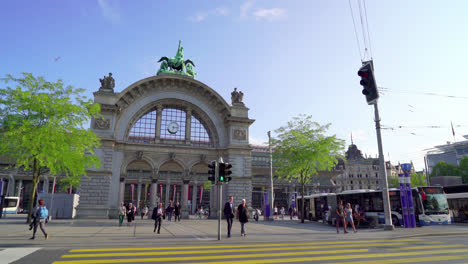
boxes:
[0,247,41,264]
[51,238,468,264]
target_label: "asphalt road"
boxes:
[1,215,468,264]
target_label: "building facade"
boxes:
[426,135,468,174]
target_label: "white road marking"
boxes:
[0,247,41,264]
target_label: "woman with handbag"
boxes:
[236,199,249,237]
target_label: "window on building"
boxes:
[190,116,212,147]
[128,110,157,143]
[160,108,186,141]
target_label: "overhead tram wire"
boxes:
[348,0,364,62]
[378,86,468,100]
[363,0,373,58]
[357,0,371,59]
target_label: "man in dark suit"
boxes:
[152,202,164,234]
[223,196,235,237]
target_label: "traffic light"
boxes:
[219,162,233,183]
[208,161,216,184]
[358,61,379,105]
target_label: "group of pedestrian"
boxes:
[335,200,358,234]
[223,196,249,237]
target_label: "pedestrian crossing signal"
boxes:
[219,162,232,183]
[208,161,216,184]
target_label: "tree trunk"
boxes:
[301,174,305,223]
[26,158,39,224]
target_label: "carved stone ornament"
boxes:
[233,129,247,140]
[169,152,176,160]
[136,151,143,160]
[94,117,110,129]
[231,88,244,105]
[200,154,206,162]
[99,73,115,93]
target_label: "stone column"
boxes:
[137,178,142,210]
[209,184,218,219]
[17,180,23,197]
[192,181,198,214]
[165,178,171,207]
[7,175,15,197]
[155,105,163,140]
[182,179,189,219]
[150,179,158,211]
[43,176,49,193]
[185,108,192,142]
[119,177,125,205]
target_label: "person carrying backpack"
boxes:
[30,199,49,240]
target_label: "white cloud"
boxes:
[240,0,254,18]
[188,7,229,22]
[97,0,121,23]
[215,7,229,16]
[253,8,286,21]
[249,136,268,146]
[189,13,208,22]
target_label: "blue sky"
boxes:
[1,0,467,171]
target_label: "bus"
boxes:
[443,184,468,223]
[299,186,450,227]
[2,196,20,214]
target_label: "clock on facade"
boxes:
[167,122,179,134]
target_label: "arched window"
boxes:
[127,106,213,147]
[160,108,186,141]
[128,110,157,143]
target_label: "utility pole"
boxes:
[358,60,394,230]
[374,103,394,230]
[267,131,274,221]
[217,157,222,241]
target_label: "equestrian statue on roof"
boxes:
[157,40,197,78]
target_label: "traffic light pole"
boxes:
[216,159,222,241]
[373,102,394,230]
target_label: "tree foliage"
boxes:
[430,161,461,177]
[388,172,427,188]
[0,73,101,222]
[271,114,345,223]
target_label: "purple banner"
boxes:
[399,174,409,228]
[405,173,417,228]
[264,192,270,217]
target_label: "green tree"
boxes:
[387,176,399,188]
[459,156,468,183]
[410,172,427,186]
[430,161,461,178]
[271,114,345,223]
[0,73,101,223]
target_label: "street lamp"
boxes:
[267,131,274,221]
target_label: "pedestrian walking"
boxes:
[198,206,205,219]
[223,196,235,237]
[141,205,148,220]
[152,202,164,234]
[118,202,126,226]
[127,203,135,226]
[236,199,249,237]
[29,200,49,240]
[289,207,293,220]
[345,203,357,233]
[166,201,174,222]
[336,200,348,234]
[274,206,278,219]
[174,202,181,222]
[280,207,285,220]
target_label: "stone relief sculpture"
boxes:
[231,88,244,105]
[136,151,143,160]
[99,73,115,93]
[94,117,110,129]
[233,129,247,140]
[157,40,197,78]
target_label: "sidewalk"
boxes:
[1,214,467,249]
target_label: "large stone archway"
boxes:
[76,74,254,218]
